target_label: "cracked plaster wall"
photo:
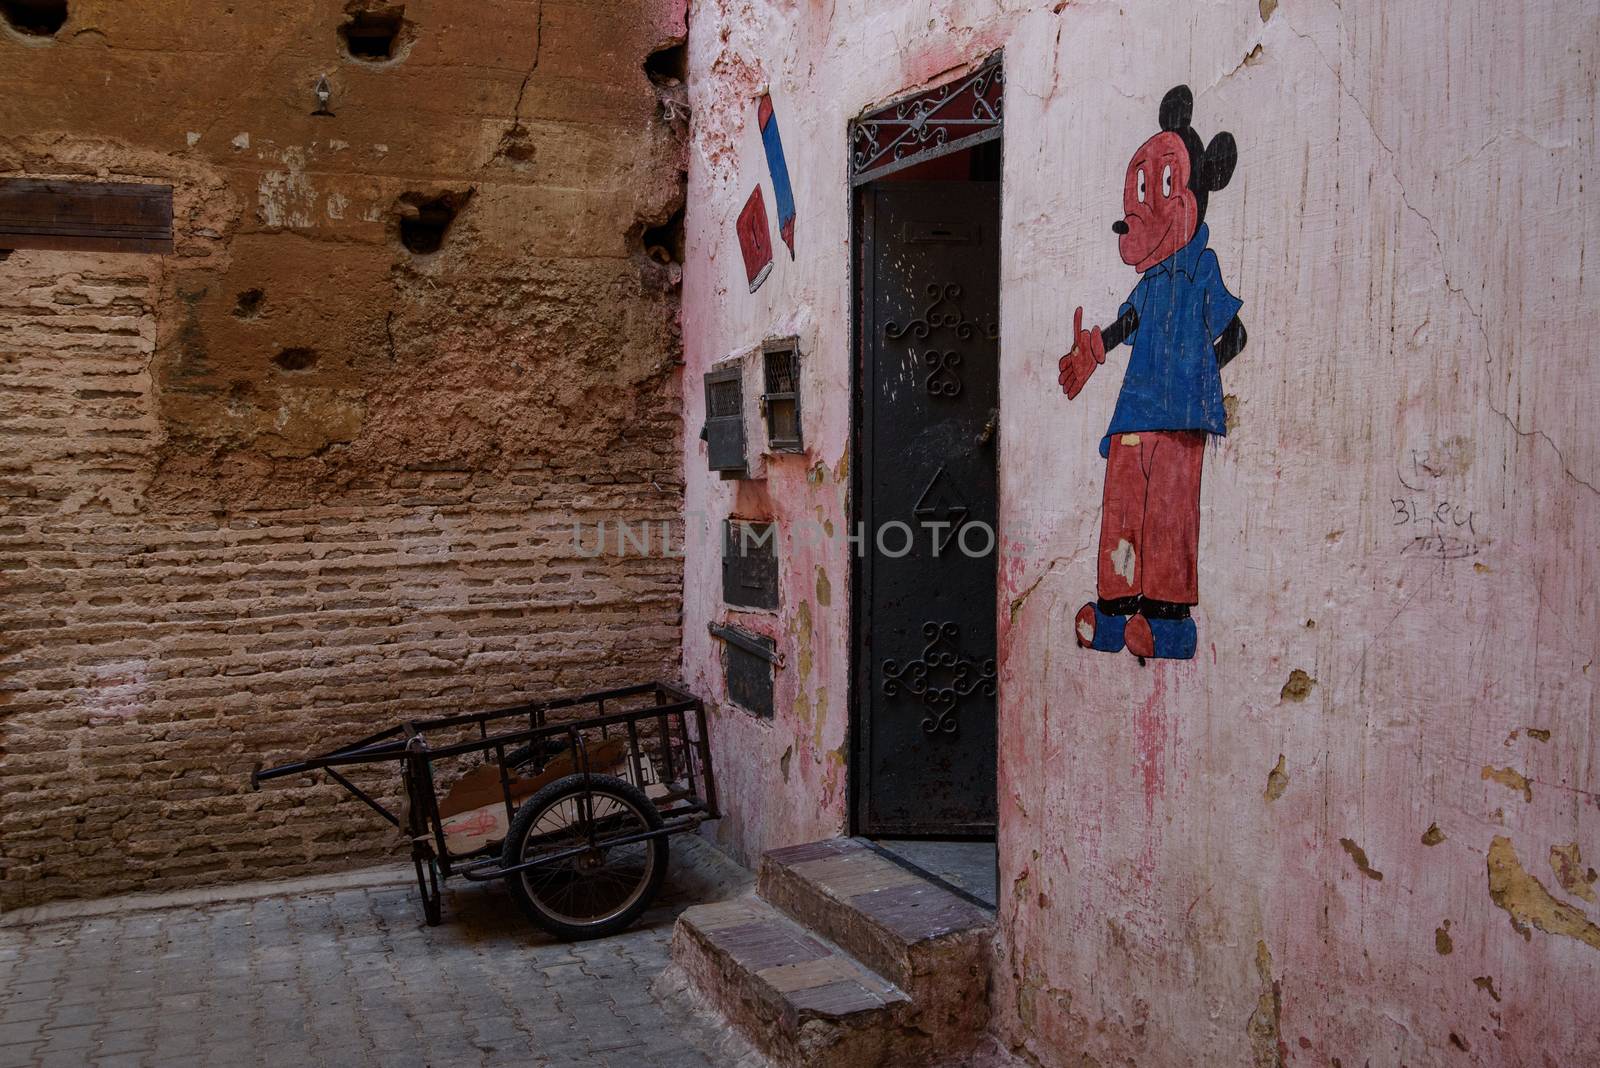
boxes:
[683,0,1600,1063]
[1,0,690,906]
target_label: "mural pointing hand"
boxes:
[1058,305,1105,399]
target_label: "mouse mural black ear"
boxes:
[1159,85,1193,132]
[1199,131,1238,191]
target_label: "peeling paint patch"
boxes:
[1481,765,1533,803]
[1263,754,1288,801]
[1422,822,1446,846]
[790,600,813,681]
[1434,919,1453,954]
[1280,669,1315,702]
[1259,0,1278,21]
[1486,836,1600,951]
[1223,392,1241,432]
[1110,538,1136,583]
[1339,838,1383,880]
[1525,727,1551,742]
[1549,843,1598,903]
[779,744,791,782]
[1472,975,1501,1002]
[814,566,831,607]
[1246,940,1283,1068]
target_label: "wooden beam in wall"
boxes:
[0,179,174,254]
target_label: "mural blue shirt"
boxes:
[1101,223,1242,458]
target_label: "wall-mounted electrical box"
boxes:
[722,519,779,610]
[702,364,746,477]
[760,337,802,452]
[709,621,778,718]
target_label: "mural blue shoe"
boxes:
[1074,602,1128,653]
[1124,613,1197,660]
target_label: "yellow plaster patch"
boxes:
[1280,669,1315,702]
[1481,765,1533,803]
[1487,836,1600,951]
[790,600,813,682]
[1339,838,1383,880]
[1263,754,1288,802]
[1550,843,1598,903]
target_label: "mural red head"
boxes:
[1112,86,1238,272]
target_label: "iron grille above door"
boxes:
[849,54,1003,185]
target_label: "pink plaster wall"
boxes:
[682,0,1600,1063]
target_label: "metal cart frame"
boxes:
[252,681,717,928]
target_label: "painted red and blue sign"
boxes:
[757,93,796,258]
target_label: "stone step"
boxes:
[757,837,994,1006]
[671,894,911,1067]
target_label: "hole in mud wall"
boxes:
[233,288,265,319]
[644,41,687,87]
[339,4,408,62]
[640,205,685,266]
[272,347,317,372]
[1,0,68,36]
[396,190,469,255]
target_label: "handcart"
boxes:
[251,681,717,940]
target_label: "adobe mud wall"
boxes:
[0,0,689,907]
[682,0,1599,1064]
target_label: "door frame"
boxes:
[846,56,1005,838]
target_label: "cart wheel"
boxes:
[501,773,668,941]
[414,852,443,927]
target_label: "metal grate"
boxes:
[761,338,803,452]
[707,377,742,418]
[849,54,1003,185]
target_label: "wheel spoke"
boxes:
[515,784,658,926]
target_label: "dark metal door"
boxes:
[858,181,999,836]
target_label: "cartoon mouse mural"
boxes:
[1058,85,1246,660]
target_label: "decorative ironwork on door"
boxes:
[850,54,1003,185]
[884,283,999,398]
[881,622,998,736]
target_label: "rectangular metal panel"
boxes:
[703,366,746,473]
[714,624,775,718]
[857,182,1000,837]
[722,520,779,610]
[0,179,174,253]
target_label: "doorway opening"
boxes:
[848,57,1003,907]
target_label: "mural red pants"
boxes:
[1096,429,1205,605]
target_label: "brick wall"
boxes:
[0,0,689,907]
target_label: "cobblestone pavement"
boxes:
[0,840,753,1068]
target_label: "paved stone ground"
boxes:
[0,839,756,1068]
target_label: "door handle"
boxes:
[977,407,998,447]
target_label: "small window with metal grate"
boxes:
[702,365,746,475]
[761,337,802,452]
